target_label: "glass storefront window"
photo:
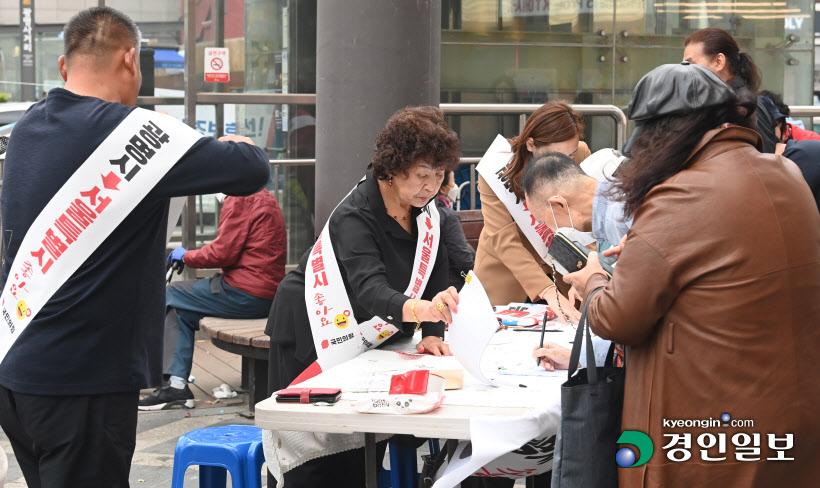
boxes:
[446,0,815,158]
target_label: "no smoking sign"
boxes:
[204,48,230,83]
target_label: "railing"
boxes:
[438,103,627,208]
[783,106,820,118]
[8,93,813,265]
[138,94,629,214]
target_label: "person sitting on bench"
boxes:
[139,188,286,410]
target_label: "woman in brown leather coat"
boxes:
[566,63,820,487]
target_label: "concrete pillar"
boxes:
[314,0,441,235]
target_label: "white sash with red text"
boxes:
[301,188,440,380]
[0,108,202,364]
[476,134,554,259]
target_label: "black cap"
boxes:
[623,62,737,156]
[628,62,736,122]
[759,96,787,123]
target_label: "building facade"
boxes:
[0,0,816,262]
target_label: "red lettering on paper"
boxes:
[418,245,432,278]
[313,271,328,288]
[535,223,554,246]
[423,232,434,247]
[20,261,34,279]
[42,229,67,259]
[54,214,82,244]
[66,199,97,229]
[411,276,424,296]
[311,255,325,274]
[101,171,121,191]
[31,248,54,274]
[80,186,112,213]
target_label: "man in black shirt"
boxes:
[0,7,270,487]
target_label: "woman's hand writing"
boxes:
[533,342,576,371]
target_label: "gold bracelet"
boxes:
[411,299,422,330]
[553,284,571,327]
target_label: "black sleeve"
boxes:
[756,98,779,154]
[330,211,410,329]
[150,137,271,198]
[441,207,476,274]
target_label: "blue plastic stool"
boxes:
[379,439,441,488]
[171,425,264,488]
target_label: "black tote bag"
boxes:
[551,287,625,488]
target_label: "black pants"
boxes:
[0,386,138,488]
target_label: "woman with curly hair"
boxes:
[264,106,462,487]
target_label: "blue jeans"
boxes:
[164,276,272,380]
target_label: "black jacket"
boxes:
[0,88,270,395]
[266,170,448,367]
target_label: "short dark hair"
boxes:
[63,7,141,61]
[521,152,586,204]
[439,170,455,191]
[372,106,461,181]
[684,28,761,93]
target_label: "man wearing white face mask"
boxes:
[521,151,632,252]
[139,189,286,410]
[519,152,624,373]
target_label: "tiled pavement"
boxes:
[0,331,269,487]
[0,330,526,487]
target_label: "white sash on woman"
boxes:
[264,179,441,478]
[475,134,554,259]
[0,109,202,364]
[303,177,441,378]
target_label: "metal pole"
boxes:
[182,0,197,279]
[469,163,476,210]
[273,165,280,199]
[316,0,442,235]
[364,433,377,488]
[214,0,225,139]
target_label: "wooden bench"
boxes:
[457,209,484,250]
[199,317,269,413]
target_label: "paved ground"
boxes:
[0,331,269,487]
[0,330,526,487]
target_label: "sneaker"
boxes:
[138,383,195,411]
